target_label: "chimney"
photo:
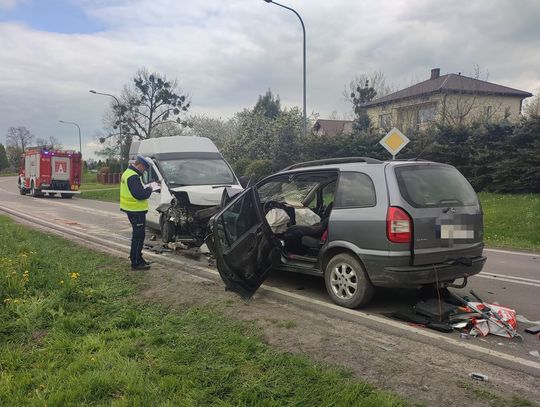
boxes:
[430,68,440,80]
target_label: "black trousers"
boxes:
[127,212,146,266]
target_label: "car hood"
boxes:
[170,185,243,206]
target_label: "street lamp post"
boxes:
[89,89,124,173]
[263,0,307,137]
[58,120,82,155]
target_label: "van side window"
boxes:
[142,164,159,184]
[335,172,376,208]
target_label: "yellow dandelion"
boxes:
[60,280,64,285]
[3,298,12,304]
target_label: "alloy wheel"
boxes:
[330,262,358,300]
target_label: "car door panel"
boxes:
[212,187,279,298]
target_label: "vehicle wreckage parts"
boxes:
[325,253,374,308]
[159,191,221,246]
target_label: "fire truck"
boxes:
[18,147,82,199]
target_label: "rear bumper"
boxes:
[369,256,486,287]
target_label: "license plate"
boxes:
[440,224,474,239]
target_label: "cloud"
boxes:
[0,0,26,10]
[0,0,539,159]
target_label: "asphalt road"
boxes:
[1,176,539,368]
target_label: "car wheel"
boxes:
[324,253,374,308]
[160,217,176,243]
[19,182,27,195]
[61,193,73,199]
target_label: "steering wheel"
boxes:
[263,200,288,214]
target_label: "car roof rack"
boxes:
[282,156,382,171]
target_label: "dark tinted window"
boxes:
[395,165,478,208]
[335,172,376,208]
[218,191,260,250]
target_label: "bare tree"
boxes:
[35,136,63,149]
[344,71,394,103]
[5,126,34,151]
[5,126,34,167]
[117,68,191,140]
[523,88,540,118]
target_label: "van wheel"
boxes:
[160,217,176,243]
[19,182,27,195]
[324,253,374,308]
[61,193,73,199]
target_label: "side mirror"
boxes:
[239,175,249,188]
[238,175,256,188]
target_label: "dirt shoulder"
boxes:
[138,260,539,407]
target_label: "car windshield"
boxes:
[395,165,478,208]
[159,158,235,186]
[258,178,319,206]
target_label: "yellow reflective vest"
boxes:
[120,168,149,212]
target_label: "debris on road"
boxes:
[167,241,188,251]
[524,325,540,334]
[392,288,522,340]
[529,350,540,358]
[469,372,489,381]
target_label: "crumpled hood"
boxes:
[170,185,243,206]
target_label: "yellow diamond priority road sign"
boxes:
[379,127,409,159]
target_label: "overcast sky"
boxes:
[1,0,539,157]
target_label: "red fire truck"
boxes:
[18,147,82,199]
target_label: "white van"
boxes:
[129,136,243,246]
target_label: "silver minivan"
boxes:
[207,157,486,308]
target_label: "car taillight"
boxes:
[387,206,412,243]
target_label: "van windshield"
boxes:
[395,165,478,208]
[160,158,235,186]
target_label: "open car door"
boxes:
[211,187,280,298]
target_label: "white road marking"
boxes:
[1,204,540,373]
[485,248,539,257]
[516,315,540,325]
[0,187,18,196]
[477,274,540,288]
[480,273,540,284]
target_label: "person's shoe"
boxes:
[139,258,153,266]
[131,263,151,271]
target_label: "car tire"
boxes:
[324,253,374,308]
[160,217,176,243]
[61,193,73,199]
[30,182,41,197]
[19,182,27,195]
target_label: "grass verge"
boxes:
[80,172,119,202]
[0,215,406,406]
[478,192,540,252]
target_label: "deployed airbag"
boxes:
[265,208,290,234]
[294,208,321,226]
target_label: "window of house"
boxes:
[417,104,437,124]
[379,113,392,128]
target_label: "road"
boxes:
[1,176,539,374]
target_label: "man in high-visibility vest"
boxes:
[120,155,155,270]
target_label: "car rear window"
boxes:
[335,172,376,208]
[395,165,478,208]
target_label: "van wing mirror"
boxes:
[238,174,255,188]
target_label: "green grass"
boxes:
[0,215,406,407]
[0,172,17,177]
[478,192,540,252]
[80,172,119,202]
